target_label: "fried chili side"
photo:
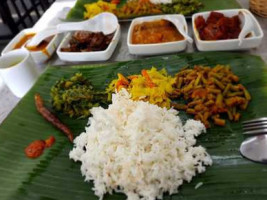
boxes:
[34,94,73,142]
[25,140,46,158]
[45,136,56,148]
[25,136,56,159]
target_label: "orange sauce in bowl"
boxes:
[25,35,54,57]
[26,40,49,51]
[26,40,51,57]
[13,33,54,57]
[132,19,184,44]
[13,33,36,49]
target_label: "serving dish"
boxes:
[192,9,264,51]
[56,25,120,62]
[0,52,267,200]
[127,15,188,55]
[1,28,63,64]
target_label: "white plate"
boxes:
[57,25,121,62]
[127,15,188,56]
[192,9,264,51]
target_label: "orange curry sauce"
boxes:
[13,33,36,49]
[131,19,184,44]
[13,33,53,57]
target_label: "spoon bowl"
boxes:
[240,134,267,164]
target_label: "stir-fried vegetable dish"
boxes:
[83,0,203,19]
[51,73,107,118]
[49,65,251,128]
[172,65,251,127]
[161,0,203,16]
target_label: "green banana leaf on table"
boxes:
[0,52,267,200]
[66,0,241,20]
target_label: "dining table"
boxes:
[0,0,266,124]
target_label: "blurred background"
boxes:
[0,0,55,52]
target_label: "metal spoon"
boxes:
[27,12,118,47]
[240,134,267,163]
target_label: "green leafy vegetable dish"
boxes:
[160,0,203,16]
[51,73,107,118]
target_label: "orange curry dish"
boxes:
[131,19,184,44]
[13,33,54,57]
[25,35,53,52]
[13,33,35,49]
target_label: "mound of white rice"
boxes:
[70,89,212,200]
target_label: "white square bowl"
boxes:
[192,9,264,51]
[127,15,188,55]
[1,28,35,56]
[1,28,63,64]
[56,25,121,62]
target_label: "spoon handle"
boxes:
[28,21,87,46]
[57,22,86,32]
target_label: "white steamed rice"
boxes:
[69,89,212,200]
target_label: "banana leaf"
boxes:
[66,0,241,20]
[0,52,267,200]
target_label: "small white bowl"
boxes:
[0,49,39,98]
[127,15,188,56]
[192,9,264,51]
[56,25,121,62]
[1,28,63,64]
[1,28,35,55]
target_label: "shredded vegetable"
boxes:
[84,0,117,19]
[106,67,175,108]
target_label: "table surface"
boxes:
[0,0,266,124]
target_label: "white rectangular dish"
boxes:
[56,25,120,62]
[1,28,63,64]
[127,15,188,55]
[192,9,264,51]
